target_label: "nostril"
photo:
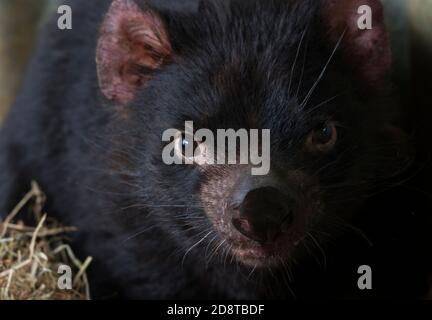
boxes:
[232,216,286,244]
[232,217,249,234]
[232,218,275,243]
[231,187,296,243]
[232,217,264,243]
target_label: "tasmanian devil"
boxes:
[0,0,431,299]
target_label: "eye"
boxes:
[174,132,206,163]
[306,121,337,153]
[174,133,197,158]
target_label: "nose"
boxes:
[231,187,294,243]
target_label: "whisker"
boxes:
[247,263,258,280]
[181,230,213,267]
[205,234,220,261]
[307,232,327,269]
[328,216,374,247]
[288,26,309,96]
[207,239,227,268]
[121,225,158,244]
[294,35,309,100]
[305,92,345,115]
[300,29,346,109]
[121,203,206,209]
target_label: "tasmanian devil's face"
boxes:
[96,0,410,268]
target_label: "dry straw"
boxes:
[0,181,92,300]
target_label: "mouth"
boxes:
[205,201,317,268]
[227,231,307,267]
[223,203,315,268]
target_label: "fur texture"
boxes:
[0,0,431,299]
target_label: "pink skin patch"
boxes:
[322,0,392,87]
[96,0,172,105]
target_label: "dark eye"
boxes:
[175,133,199,157]
[306,121,337,152]
[174,132,209,165]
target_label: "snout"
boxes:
[200,169,318,266]
[231,187,295,244]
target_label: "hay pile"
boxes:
[0,182,92,300]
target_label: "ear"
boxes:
[96,0,172,105]
[321,0,392,87]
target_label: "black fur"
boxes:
[1,0,431,299]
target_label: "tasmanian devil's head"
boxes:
[95,0,411,268]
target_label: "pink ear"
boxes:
[322,0,392,87]
[96,0,172,105]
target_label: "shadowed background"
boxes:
[0,0,56,122]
